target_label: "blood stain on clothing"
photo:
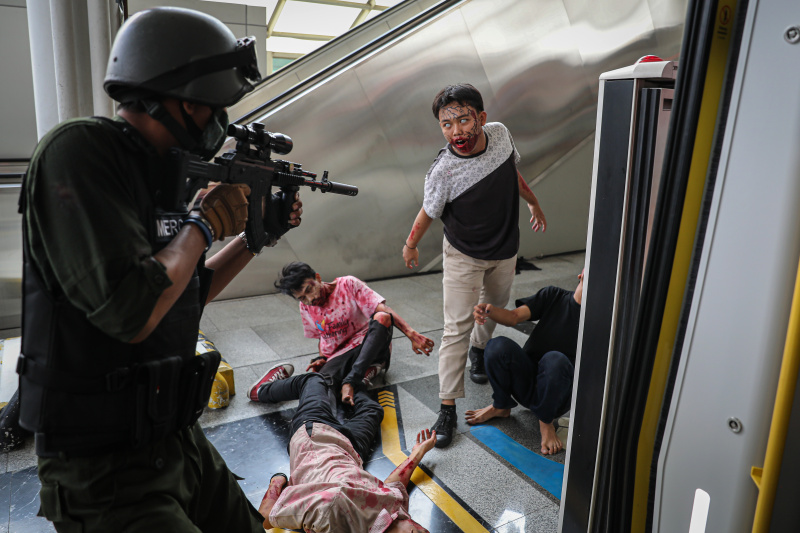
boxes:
[365,493,378,508]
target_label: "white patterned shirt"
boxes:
[422,122,522,260]
[423,122,520,219]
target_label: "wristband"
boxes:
[184,214,214,251]
[238,232,258,256]
[404,243,416,250]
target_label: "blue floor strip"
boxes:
[470,425,564,499]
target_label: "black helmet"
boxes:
[104,7,261,107]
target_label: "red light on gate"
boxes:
[637,55,664,63]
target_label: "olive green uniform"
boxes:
[23,117,264,532]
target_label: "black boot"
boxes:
[431,404,457,448]
[469,347,488,384]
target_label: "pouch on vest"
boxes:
[133,355,182,447]
[177,350,221,428]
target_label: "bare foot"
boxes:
[539,420,563,455]
[341,383,354,406]
[464,405,511,425]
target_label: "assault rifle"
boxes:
[168,122,358,253]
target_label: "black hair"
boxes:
[431,83,484,119]
[274,261,317,296]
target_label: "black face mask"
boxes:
[141,100,232,209]
[179,106,229,161]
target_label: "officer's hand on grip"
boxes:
[200,183,251,240]
[261,191,303,245]
[288,192,303,227]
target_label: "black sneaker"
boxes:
[469,347,488,384]
[431,407,457,448]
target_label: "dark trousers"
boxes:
[484,336,574,424]
[258,373,384,460]
[320,317,393,390]
[37,424,264,533]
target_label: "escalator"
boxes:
[211,0,689,300]
[0,0,688,322]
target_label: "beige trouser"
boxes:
[438,237,517,400]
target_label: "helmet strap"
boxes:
[141,99,200,151]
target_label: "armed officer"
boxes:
[17,8,301,532]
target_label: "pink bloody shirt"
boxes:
[269,423,411,533]
[300,276,385,360]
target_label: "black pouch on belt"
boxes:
[177,350,221,428]
[133,355,182,448]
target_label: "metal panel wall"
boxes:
[0,0,688,322]
[219,0,688,299]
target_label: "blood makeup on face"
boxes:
[450,110,480,153]
[439,105,482,155]
[295,279,331,307]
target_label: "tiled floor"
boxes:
[0,251,584,532]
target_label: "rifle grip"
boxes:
[244,181,270,253]
[279,186,299,231]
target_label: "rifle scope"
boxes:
[228,123,293,155]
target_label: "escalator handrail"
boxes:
[231,0,468,125]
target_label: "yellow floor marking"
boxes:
[379,392,490,532]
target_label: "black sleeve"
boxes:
[515,287,565,321]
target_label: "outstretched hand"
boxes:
[409,332,435,355]
[473,303,493,325]
[412,428,437,456]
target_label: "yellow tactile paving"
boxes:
[379,391,490,533]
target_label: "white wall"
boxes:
[0,1,38,160]
[0,1,266,162]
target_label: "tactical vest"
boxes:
[17,118,219,457]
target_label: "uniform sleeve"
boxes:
[422,149,450,219]
[25,122,171,342]
[300,305,321,339]
[346,277,385,318]
[515,287,561,322]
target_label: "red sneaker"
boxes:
[363,363,383,386]
[249,363,294,401]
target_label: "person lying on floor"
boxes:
[465,269,583,455]
[254,261,434,406]
[254,367,435,533]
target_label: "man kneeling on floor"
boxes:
[465,269,584,455]
[255,369,436,532]
[253,262,434,406]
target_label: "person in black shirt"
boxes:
[465,269,583,455]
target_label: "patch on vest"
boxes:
[155,212,185,243]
